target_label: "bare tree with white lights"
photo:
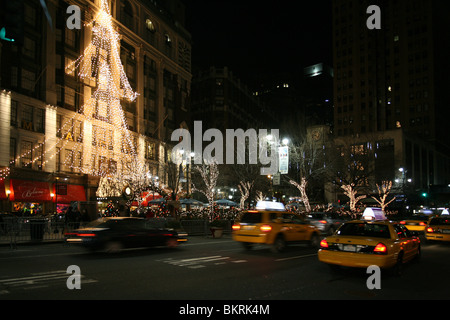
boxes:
[192,161,219,216]
[371,180,396,212]
[238,180,253,209]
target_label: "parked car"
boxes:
[65,217,187,252]
[306,212,348,235]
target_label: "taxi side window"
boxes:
[400,225,413,238]
[282,214,294,223]
[270,212,278,222]
[394,224,408,239]
[282,213,304,224]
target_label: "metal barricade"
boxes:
[0,216,85,247]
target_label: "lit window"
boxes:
[165,33,172,45]
[145,19,155,32]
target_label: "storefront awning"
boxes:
[132,192,162,207]
[0,179,7,200]
[53,184,86,203]
[10,179,51,202]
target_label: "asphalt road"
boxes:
[1,234,450,306]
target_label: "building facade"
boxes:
[191,66,275,131]
[332,0,450,201]
[0,0,191,215]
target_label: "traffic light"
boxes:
[0,0,24,45]
[421,192,428,198]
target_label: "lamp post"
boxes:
[265,135,289,199]
[396,167,412,212]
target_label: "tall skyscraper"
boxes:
[332,0,450,192]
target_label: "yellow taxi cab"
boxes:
[425,211,450,243]
[318,207,421,275]
[399,215,430,233]
[232,201,321,252]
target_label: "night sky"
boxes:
[182,0,333,89]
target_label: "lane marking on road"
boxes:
[178,255,223,262]
[184,240,235,246]
[275,253,317,262]
[158,255,247,269]
[0,270,98,293]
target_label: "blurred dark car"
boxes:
[65,217,187,252]
[306,212,348,235]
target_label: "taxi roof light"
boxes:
[255,201,286,211]
[362,207,387,221]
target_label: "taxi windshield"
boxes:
[337,222,391,239]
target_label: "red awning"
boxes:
[132,192,162,207]
[53,184,86,204]
[0,179,7,200]
[10,179,51,202]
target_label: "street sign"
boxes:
[272,173,280,185]
[278,146,289,174]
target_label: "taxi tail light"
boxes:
[260,225,272,232]
[320,239,329,248]
[319,220,327,224]
[419,222,426,226]
[426,227,434,233]
[232,224,241,231]
[400,221,406,225]
[373,243,387,254]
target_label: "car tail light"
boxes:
[78,233,97,237]
[373,243,387,254]
[232,224,241,231]
[426,227,434,233]
[64,232,77,237]
[260,225,272,232]
[319,220,327,224]
[419,222,426,226]
[320,239,329,248]
[400,221,406,225]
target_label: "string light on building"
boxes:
[8,0,142,180]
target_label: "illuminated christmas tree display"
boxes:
[64,0,140,177]
[7,0,140,180]
[2,0,156,205]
